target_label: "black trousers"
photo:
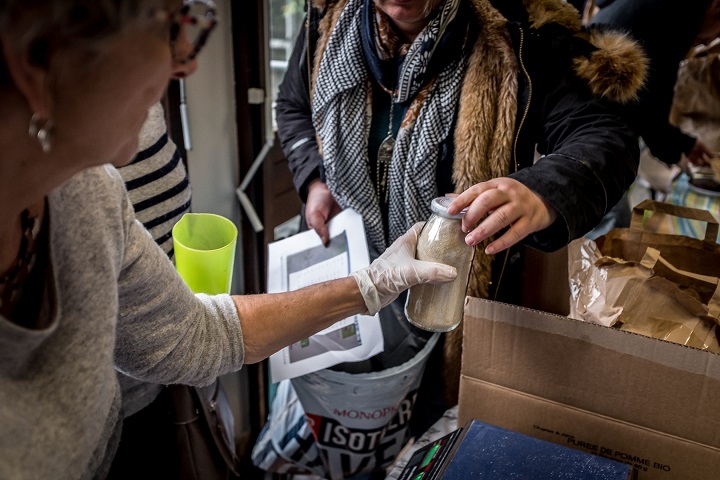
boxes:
[106,388,183,479]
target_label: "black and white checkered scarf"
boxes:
[313,0,467,252]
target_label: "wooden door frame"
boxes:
[230,0,270,470]
[231,3,304,474]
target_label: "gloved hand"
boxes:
[350,222,457,315]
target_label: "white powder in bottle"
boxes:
[405,196,475,332]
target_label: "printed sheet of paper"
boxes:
[267,208,383,383]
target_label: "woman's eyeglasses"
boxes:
[155,0,218,64]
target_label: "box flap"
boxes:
[461,298,720,447]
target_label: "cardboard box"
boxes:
[458,298,720,479]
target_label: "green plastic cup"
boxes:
[172,213,238,294]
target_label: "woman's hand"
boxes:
[447,177,558,254]
[305,179,342,245]
[685,138,716,166]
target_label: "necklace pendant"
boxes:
[378,135,395,164]
[377,135,395,201]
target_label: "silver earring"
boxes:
[28,113,55,153]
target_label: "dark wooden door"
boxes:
[230,1,302,476]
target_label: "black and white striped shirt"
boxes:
[119,102,192,260]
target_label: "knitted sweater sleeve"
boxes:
[110,169,245,386]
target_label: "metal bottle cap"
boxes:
[430,196,467,219]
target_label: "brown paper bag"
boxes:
[569,243,720,352]
[568,200,720,352]
[595,199,720,277]
[616,249,720,353]
[711,157,720,183]
[567,237,653,327]
[669,38,720,126]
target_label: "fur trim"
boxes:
[455,0,518,305]
[521,0,646,103]
[523,0,582,31]
[574,29,648,104]
[447,0,520,407]
[311,0,349,100]
[312,0,334,10]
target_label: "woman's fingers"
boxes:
[484,215,532,254]
[449,178,557,254]
[305,181,340,245]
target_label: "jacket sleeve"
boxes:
[276,18,322,203]
[510,76,640,251]
[635,109,697,165]
[621,39,698,165]
[589,0,709,165]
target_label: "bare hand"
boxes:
[305,179,341,245]
[446,178,558,255]
[685,139,716,167]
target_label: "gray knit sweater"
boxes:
[0,165,244,479]
[117,102,193,417]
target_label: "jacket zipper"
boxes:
[494,27,532,300]
[513,27,532,175]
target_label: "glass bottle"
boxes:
[405,196,475,332]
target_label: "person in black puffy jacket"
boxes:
[276,0,647,425]
[590,0,716,167]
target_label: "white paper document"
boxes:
[267,208,384,383]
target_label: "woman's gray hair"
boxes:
[0,0,166,83]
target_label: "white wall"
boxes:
[183,0,252,446]
[184,0,243,294]
[184,0,239,216]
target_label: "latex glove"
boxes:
[350,222,457,315]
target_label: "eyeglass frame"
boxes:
[154,0,218,64]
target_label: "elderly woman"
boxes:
[0,1,457,478]
[276,0,647,439]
